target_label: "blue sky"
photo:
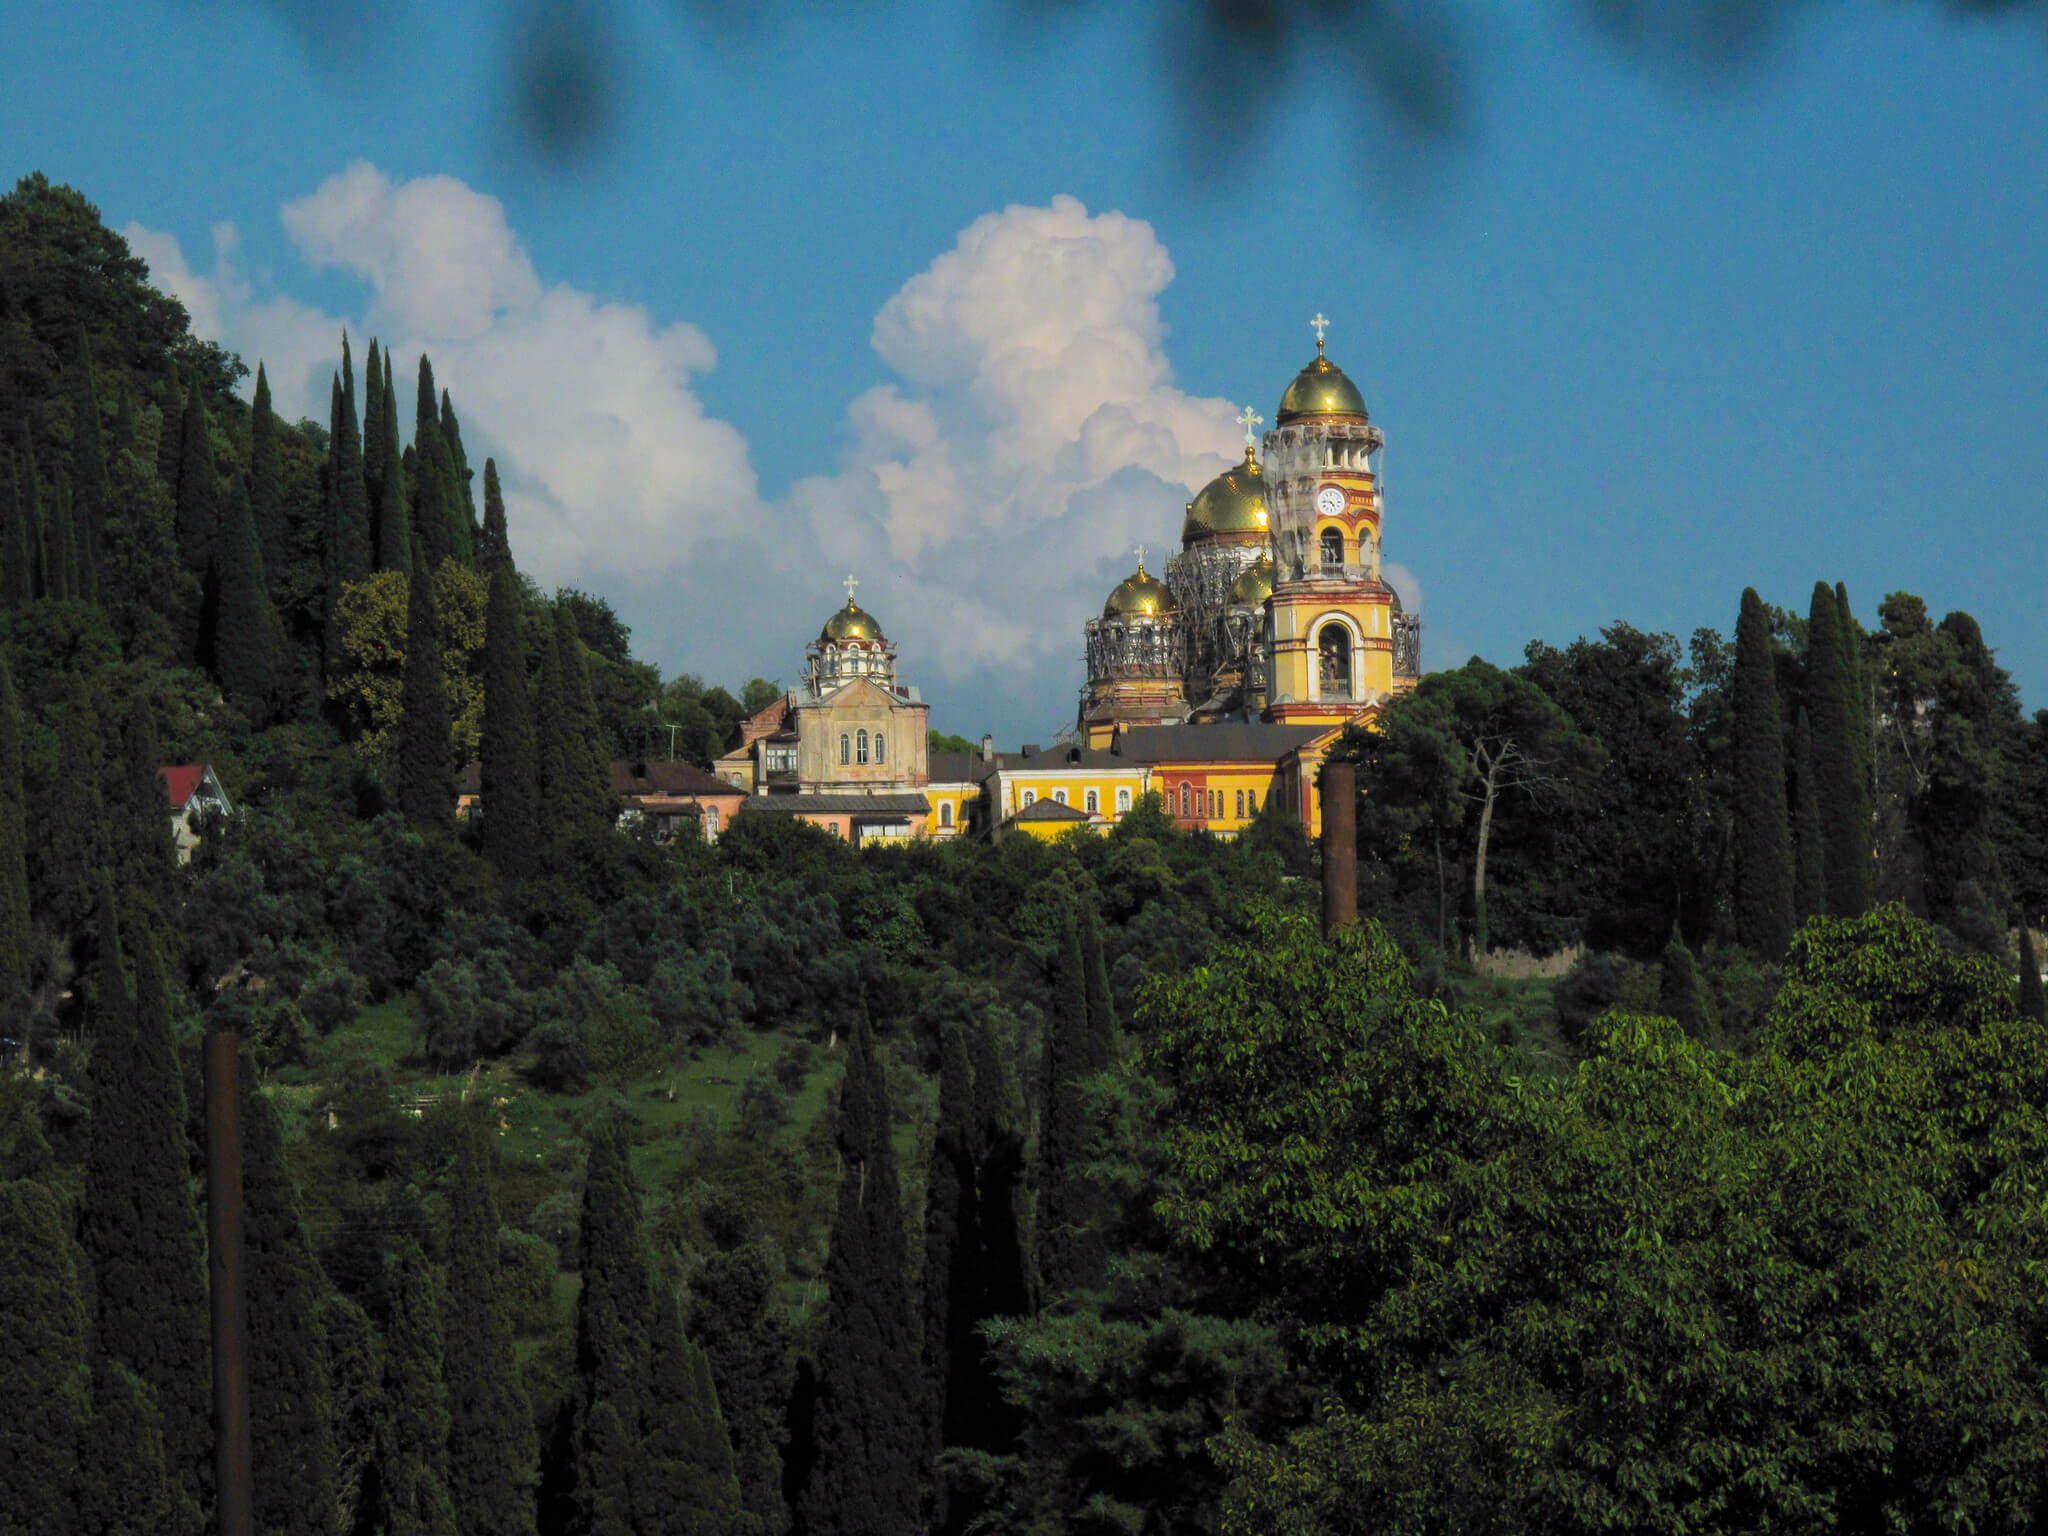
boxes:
[7,0,2045,741]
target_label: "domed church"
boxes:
[1079,317,1420,746]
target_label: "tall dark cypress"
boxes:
[1039,904,1108,1297]
[69,334,108,600]
[1836,581,1873,805]
[1792,705,1826,924]
[687,1247,792,1536]
[477,457,510,575]
[154,360,183,491]
[1732,588,1795,957]
[0,660,30,1008]
[370,1240,459,1536]
[0,451,27,608]
[110,696,177,951]
[47,478,79,601]
[80,1355,177,1536]
[443,1130,539,1536]
[171,375,216,578]
[397,564,452,828]
[212,472,288,722]
[38,678,107,935]
[480,564,542,873]
[0,1176,91,1536]
[330,357,373,590]
[572,1119,654,1536]
[241,1069,340,1536]
[410,356,457,570]
[362,340,386,508]
[540,605,611,838]
[20,436,51,600]
[2020,922,2046,1027]
[922,1027,980,1464]
[800,1012,922,1536]
[377,348,408,573]
[80,922,209,1536]
[440,390,477,560]
[248,363,286,589]
[1807,581,1872,915]
[640,1295,746,1535]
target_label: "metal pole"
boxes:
[1321,760,1358,935]
[204,1033,253,1536]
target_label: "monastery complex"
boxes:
[706,322,1419,846]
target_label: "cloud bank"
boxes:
[129,167,1257,737]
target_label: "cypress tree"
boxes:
[370,1240,459,1536]
[0,451,26,608]
[2020,922,2046,1027]
[109,697,177,938]
[397,564,452,828]
[410,357,457,570]
[799,1012,921,1536]
[641,1296,745,1535]
[80,922,209,1536]
[1792,706,1826,924]
[47,478,79,601]
[572,1118,654,1536]
[540,606,611,838]
[480,564,542,874]
[687,1246,792,1536]
[0,1176,91,1536]
[966,1019,1030,1327]
[153,360,183,491]
[922,1026,980,1463]
[1807,581,1872,915]
[80,1355,176,1536]
[248,363,286,590]
[38,678,107,935]
[171,375,216,577]
[212,472,288,722]
[377,348,408,572]
[241,1073,340,1536]
[477,458,510,575]
[331,357,373,590]
[1732,588,1795,957]
[1836,581,1873,801]
[443,1129,538,1536]
[1039,904,1108,1296]
[1658,932,1716,1040]
[440,390,477,561]
[0,660,30,1009]
[362,340,386,510]
[69,335,108,600]
[21,436,51,600]
[1079,907,1116,1067]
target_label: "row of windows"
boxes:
[1174,785,1258,821]
[1016,787,1133,814]
[838,729,887,766]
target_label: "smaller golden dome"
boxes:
[1102,564,1176,620]
[1277,353,1368,423]
[1182,448,1269,544]
[821,602,884,643]
[1228,554,1275,607]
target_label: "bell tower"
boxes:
[1259,316,1414,724]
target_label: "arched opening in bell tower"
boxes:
[1320,527,1344,570]
[1318,623,1353,700]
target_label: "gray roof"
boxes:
[1118,723,1329,764]
[738,793,932,815]
[1011,797,1092,822]
[928,750,1000,785]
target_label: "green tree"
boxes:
[212,471,290,721]
[68,334,107,600]
[800,1012,922,1536]
[640,1298,745,1535]
[1657,931,1715,1039]
[442,1129,538,1536]
[0,660,30,1007]
[539,604,612,839]
[35,676,107,934]
[1792,704,1826,922]
[79,1356,176,1536]
[396,558,452,827]
[247,362,286,592]
[241,1072,340,1536]
[479,562,541,874]
[410,357,469,568]
[0,1177,91,1536]
[2018,922,2045,1027]
[79,931,208,1536]
[369,1240,459,1536]
[1731,587,1794,956]
[325,358,374,670]
[477,457,509,574]
[373,348,410,575]
[1807,580,1872,915]
[169,373,215,582]
[1039,904,1109,1297]
[922,1026,979,1464]
[326,563,489,765]
[687,1244,792,1535]
[572,1118,653,1536]
[440,390,477,549]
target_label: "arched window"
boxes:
[1235,790,1244,819]
[940,802,953,828]
[1179,785,1190,818]
[1212,791,1222,819]
[873,733,885,765]
[1022,789,1036,809]
[704,806,720,839]
[1318,624,1352,699]
[840,735,850,765]
[1085,789,1099,814]
[1116,787,1132,813]
[1246,789,1257,815]
[1320,527,1344,569]
[857,730,870,765]
[1054,789,1067,806]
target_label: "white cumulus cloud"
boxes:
[131,171,1252,736]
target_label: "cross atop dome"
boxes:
[1310,312,1330,354]
[1133,543,1147,574]
[1237,405,1264,447]
[843,573,860,605]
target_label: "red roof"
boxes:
[159,764,205,811]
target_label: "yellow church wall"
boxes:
[996,768,1146,823]
[1147,761,1284,837]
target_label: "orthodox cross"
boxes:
[843,573,859,605]
[1237,405,1264,446]
[1133,543,1147,573]
[1310,312,1330,351]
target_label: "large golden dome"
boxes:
[1228,554,1275,607]
[1181,448,1269,544]
[1277,352,1368,423]
[1102,565,1175,620]
[821,601,884,642]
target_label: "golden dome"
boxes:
[1277,353,1368,423]
[1228,554,1275,607]
[1181,448,1269,544]
[821,601,884,642]
[1102,564,1176,620]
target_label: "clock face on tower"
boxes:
[1315,485,1346,518]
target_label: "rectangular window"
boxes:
[1235,790,1244,819]
[1247,790,1257,815]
